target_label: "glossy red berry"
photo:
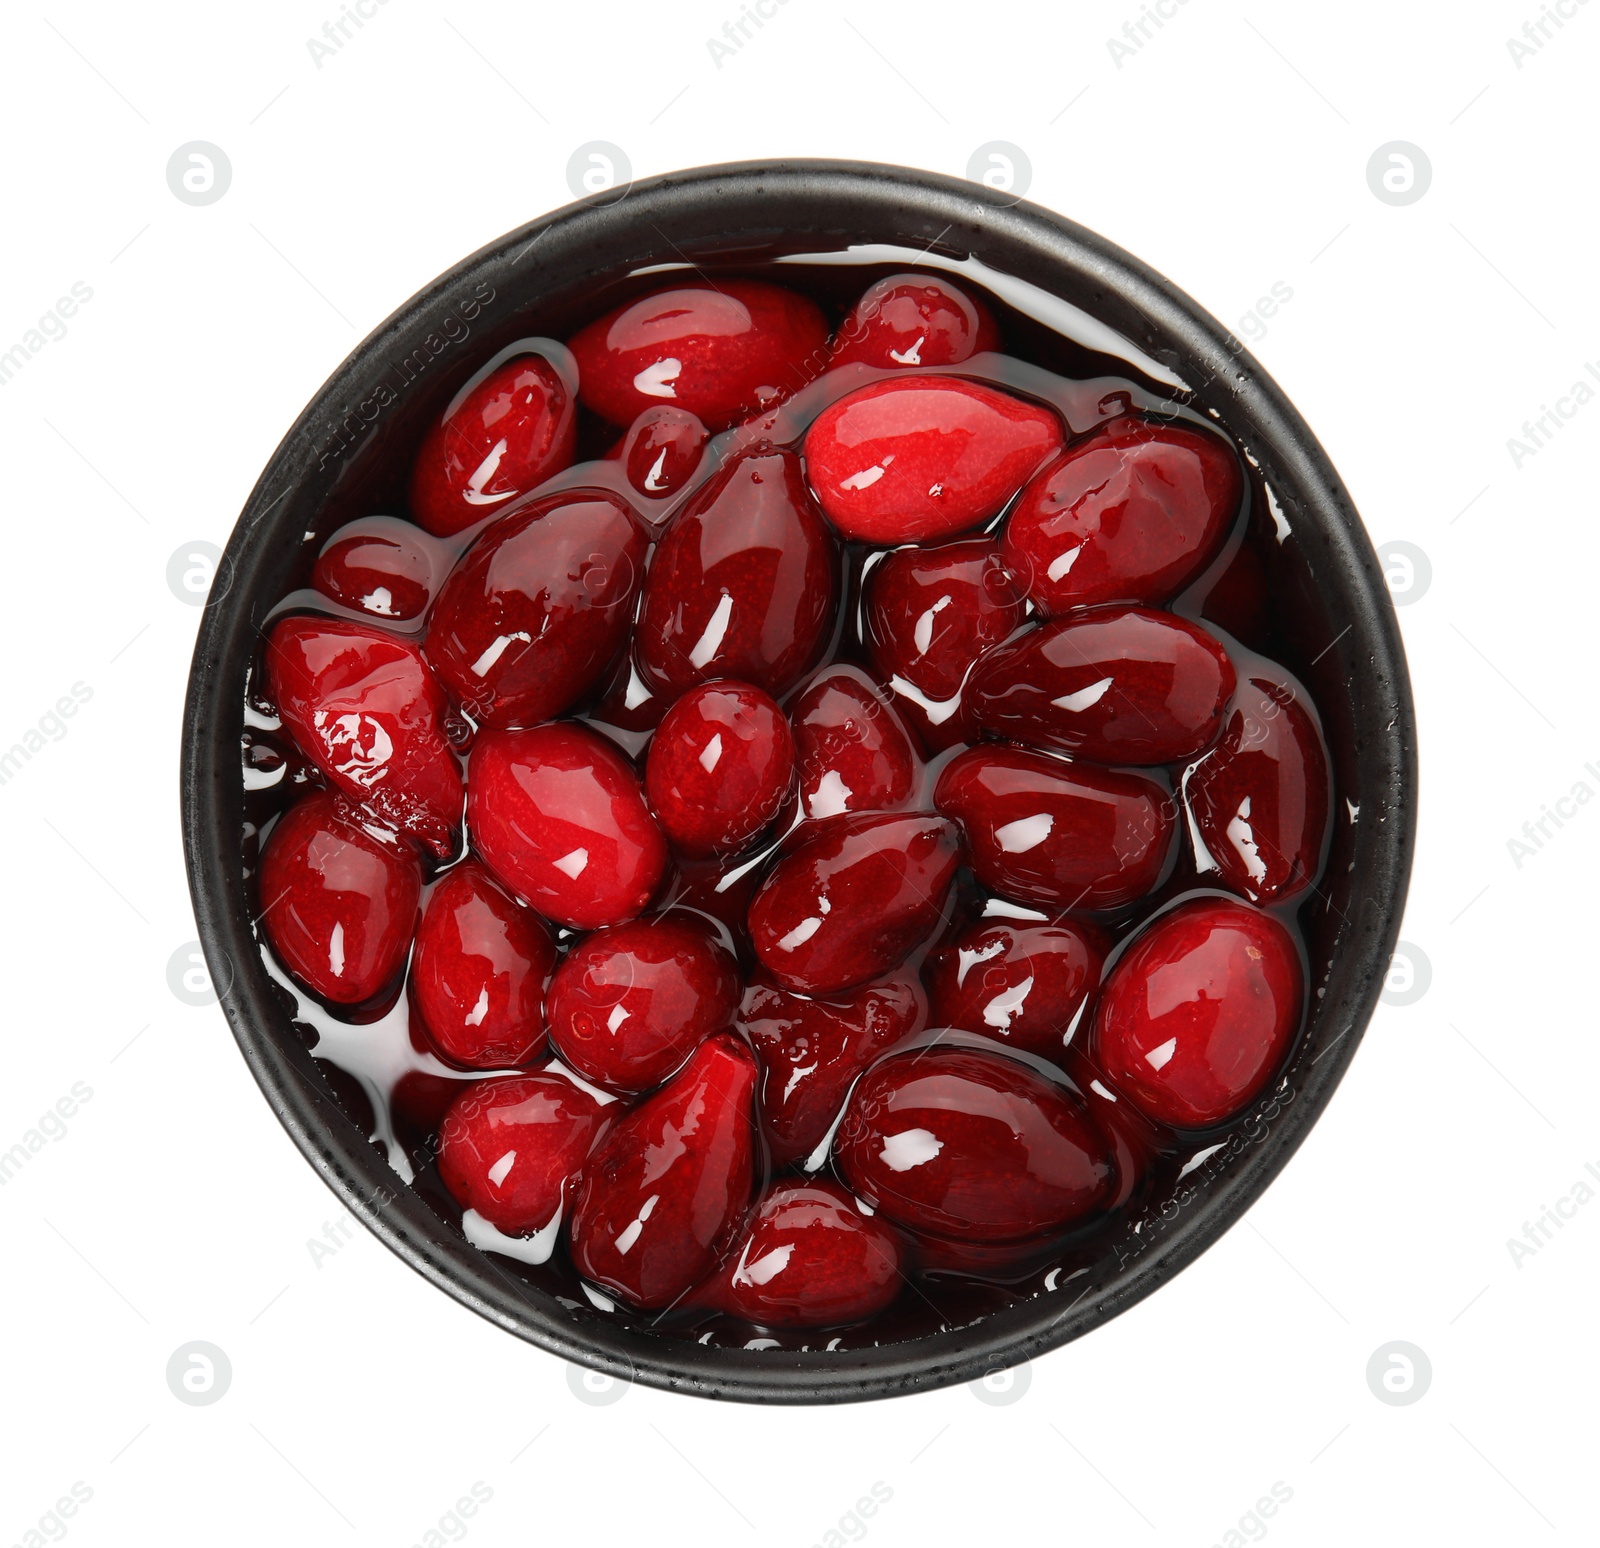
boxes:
[568,1033,758,1310]
[425,489,646,730]
[467,724,667,930]
[804,375,1061,544]
[790,667,919,822]
[862,537,1027,751]
[409,354,576,537]
[411,860,557,1069]
[312,521,438,621]
[265,615,463,858]
[436,1071,610,1236]
[749,814,963,995]
[546,915,741,1094]
[636,449,838,700]
[835,1046,1115,1241]
[829,274,1000,371]
[569,281,829,431]
[1001,415,1241,615]
[611,405,709,499]
[645,680,795,858]
[1186,677,1331,904]
[970,606,1236,766]
[925,921,1105,1063]
[710,1180,905,1329]
[934,745,1175,911]
[740,970,925,1166]
[259,789,421,1006]
[1094,897,1303,1129]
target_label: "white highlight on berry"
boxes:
[464,437,511,505]
[360,587,396,616]
[643,448,669,491]
[328,921,345,978]
[888,334,926,365]
[1046,545,1083,583]
[633,358,681,398]
[1051,676,1114,713]
[487,1150,517,1188]
[470,631,532,678]
[464,988,489,1028]
[552,847,589,880]
[807,770,853,819]
[913,595,952,655]
[689,592,733,669]
[984,975,1034,1030]
[995,812,1054,853]
[1225,795,1269,884]
[1145,1037,1178,1072]
[698,733,723,774]
[615,1193,659,1255]
[840,464,886,492]
[733,1242,794,1288]
[880,1128,943,1172]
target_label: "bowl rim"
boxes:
[181,157,1416,1404]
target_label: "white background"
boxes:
[1,0,1595,1543]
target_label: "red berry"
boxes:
[803,375,1060,544]
[468,724,667,931]
[259,789,421,1006]
[862,537,1027,751]
[1001,415,1241,615]
[569,281,829,431]
[749,814,963,995]
[1186,676,1330,904]
[934,745,1175,911]
[925,921,1105,1063]
[412,860,557,1069]
[409,354,576,537]
[569,1032,758,1309]
[645,680,795,858]
[741,970,925,1166]
[835,1046,1114,1241]
[312,522,438,621]
[265,616,464,858]
[711,1180,905,1329]
[436,1071,609,1236]
[790,666,919,821]
[1093,897,1302,1129]
[970,606,1236,766]
[829,274,999,371]
[546,915,741,1094]
[636,449,838,699]
[425,489,647,730]
[610,405,709,499]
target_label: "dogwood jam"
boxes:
[242,248,1343,1348]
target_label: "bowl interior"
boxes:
[183,160,1414,1402]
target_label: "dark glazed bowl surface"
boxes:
[181,159,1416,1403]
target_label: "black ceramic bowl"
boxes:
[181,159,1415,1403]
